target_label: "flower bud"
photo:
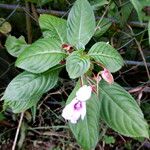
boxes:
[101,68,114,84]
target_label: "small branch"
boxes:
[31,3,39,23]
[0,4,66,16]
[125,24,150,80]
[124,86,150,93]
[25,2,32,44]
[12,112,24,150]
[0,3,20,27]
[124,60,150,67]
[96,4,109,29]
[128,21,147,28]
[134,39,150,80]
[0,4,148,28]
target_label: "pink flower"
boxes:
[62,85,92,124]
[62,98,86,123]
[101,68,114,84]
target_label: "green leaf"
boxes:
[130,0,143,21]
[16,38,67,73]
[94,18,112,37]
[31,104,37,122]
[103,135,115,144]
[0,18,11,34]
[2,66,61,101]
[130,0,150,21]
[66,82,101,150]
[99,81,149,138]
[39,14,67,43]
[88,42,124,72]
[66,50,91,79]
[90,0,109,10]
[67,0,96,49]
[120,2,133,26]
[4,95,41,113]
[0,112,5,120]
[5,35,28,57]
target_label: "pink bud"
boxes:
[93,74,102,83]
[62,43,73,53]
[101,68,114,84]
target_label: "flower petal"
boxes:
[62,98,78,120]
[70,110,81,123]
[76,85,92,101]
[101,68,114,84]
[62,104,73,120]
[80,102,86,120]
[70,118,77,124]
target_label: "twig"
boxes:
[31,3,39,23]
[124,60,150,67]
[137,140,148,150]
[0,4,148,28]
[38,90,62,108]
[28,125,68,130]
[126,25,150,80]
[96,3,109,30]
[124,86,150,93]
[25,2,32,44]
[117,39,134,50]
[0,3,20,27]
[128,21,147,28]
[12,112,24,150]
[134,39,150,80]
[22,5,37,22]
[0,4,66,16]
[28,128,70,138]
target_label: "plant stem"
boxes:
[31,3,38,23]
[134,39,150,80]
[25,2,32,44]
[12,112,24,150]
